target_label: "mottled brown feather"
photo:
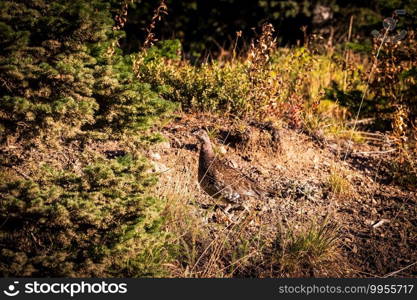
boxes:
[195,129,265,206]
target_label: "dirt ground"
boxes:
[149,113,417,277]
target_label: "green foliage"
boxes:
[0,155,169,277]
[0,0,174,277]
[325,84,381,117]
[0,0,103,140]
[0,0,173,143]
[137,49,251,114]
[138,41,347,128]
[92,54,174,133]
[345,42,372,54]
[143,39,182,62]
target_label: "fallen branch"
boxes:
[345,118,375,126]
[351,149,397,155]
[383,261,417,278]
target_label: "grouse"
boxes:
[194,129,265,212]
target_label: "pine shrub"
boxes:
[0,0,173,276]
[0,0,173,142]
[0,155,168,277]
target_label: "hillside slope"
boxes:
[150,113,416,277]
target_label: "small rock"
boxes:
[160,142,171,149]
[372,219,390,229]
[150,152,161,160]
[151,162,170,173]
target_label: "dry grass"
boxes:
[148,122,351,278]
[142,0,168,49]
[273,216,341,276]
[156,165,208,277]
[153,147,266,277]
[326,166,355,199]
[139,112,417,278]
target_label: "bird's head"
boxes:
[192,128,211,144]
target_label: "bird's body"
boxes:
[195,129,265,211]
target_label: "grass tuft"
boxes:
[326,166,354,199]
[274,216,340,276]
